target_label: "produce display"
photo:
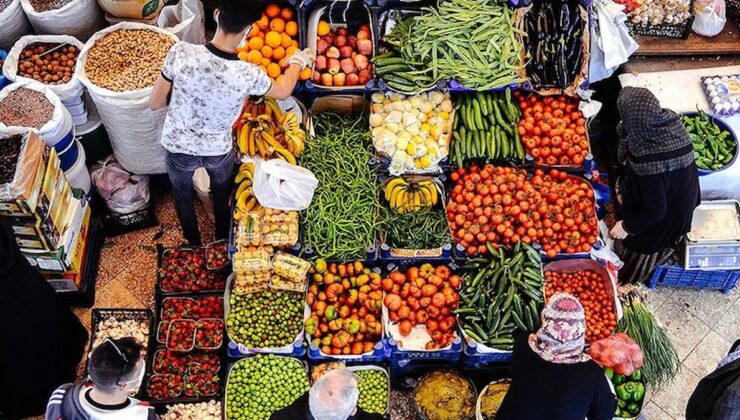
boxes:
[312,20,373,87]
[184,373,220,397]
[589,332,644,376]
[235,97,305,164]
[447,166,598,256]
[159,247,227,293]
[521,1,585,90]
[0,134,23,184]
[516,93,590,167]
[232,249,271,293]
[414,370,475,420]
[544,269,617,342]
[450,90,523,165]
[226,290,304,348]
[382,264,461,349]
[233,162,260,220]
[225,354,309,420]
[607,368,645,419]
[28,0,72,11]
[305,260,384,356]
[194,319,224,349]
[17,43,78,85]
[457,244,544,350]
[271,251,311,288]
[355,369,388,414]
[310,361,346,382]
[389,390,416,420]
[682,111,736,171]
[151,350,221,399]
[370,91,453,174]
[702,75,740,116]
[239,3,310,82]
[378,205,451,250]
[162,400,222,420]
[91,314,150,354]
[0,88,53,129]
[478,380,510,420]
[300,113,378,261]
[161,296,224,321]
[84,29,175,92]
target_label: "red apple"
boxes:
[323,32,335,45]
[347,36,357,49]
[359,24,370,32]
[334,35,347,47]
[314,55,327,71]
[326,46,340,59]
[358,69,372,84]
[357,39,372,55]
[346,72,359,86]
[312,70,321,83]
[333,72,346,86]
[352,54,369,70]
[316,39,329,55]
[327,58,340,75]
[340,58,356,74]
[336,27,348,37]
[339,46,354,58]
[320,73,333,86]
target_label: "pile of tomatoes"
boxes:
[447,165,598,257]
[382,264,460,349]
[544,269,617,342]
[515,93,590,167]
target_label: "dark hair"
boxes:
[217,0,263,34]
[88,337,143,392]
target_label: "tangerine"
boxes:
[265,3,281,18]
[248,23,260,38]
[265,31,281,48]
[299,67,312,80]
[246,50,262,64]
[260,45,273,58]
[317,20,330,36]
[285,21,298,37]
[267,62,281,78]
[257,15,269,30]
[272,46,285,60]
[269,17,285,33]
[280,7,294,20]
[237,51,248,61]
[280,33,292,48]
[261,57,271,67]
[247,37,264,50]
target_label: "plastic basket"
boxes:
[648,264,739,294]
[627,16,694,39]
[102,199,158,237]
[682,112,738,175]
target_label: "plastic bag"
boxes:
[252,159,318,211]
[589,0,639,83]
[157,0,205,44]
[692,0,727,37]
[588,332,644,376]
[0,0,32,50]
[91,155,150,214]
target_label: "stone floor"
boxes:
[60,191,739,420]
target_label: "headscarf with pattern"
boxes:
[529,292,591,364]
[617,86,695,176]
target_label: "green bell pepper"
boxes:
[616,383,632,401]
[626,402,640,416]
[629,369,641,382]
[613,374,626,385]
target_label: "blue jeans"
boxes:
[165,151,235,246]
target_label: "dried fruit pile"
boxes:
[17,42,78,85]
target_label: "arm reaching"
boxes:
[266,48,314,100]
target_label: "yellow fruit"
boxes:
[280,7,294,20]
[246,50,263,64]
[265,3,281,18]
[248,23,260,38]
[267,63,281,78]
[261,45,273,58]
[270,17,285,33]
[237,51,248,61]
[317,20,330,36]
[299,67,312,81]
[248,37,264,50]
[280,33,292,48]
[272,46,285,60]
[285,21,298,37]
[261,57,271,67]
[265,31,281,48]
[257,15,269,30]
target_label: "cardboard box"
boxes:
[0,132,48,217]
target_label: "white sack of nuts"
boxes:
[19,0,104,42]
[0,80,72,146]
[77,23,177,175]
[0,0,32,51]
[3,35,85,102]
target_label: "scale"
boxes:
[685,200,740,270]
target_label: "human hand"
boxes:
[285,48,315,69]
[610,221,629,240]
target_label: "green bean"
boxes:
[377,206,452,250]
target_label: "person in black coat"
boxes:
[271,368,385,420]
[686,339,740,420]
[610,87,701,284]
[0,218,88,419]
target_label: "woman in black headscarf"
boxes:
[0,217,88,418]
[610,87,701,284]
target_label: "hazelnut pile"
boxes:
[18,43,78,85]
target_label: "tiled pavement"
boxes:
[56,191,740,419]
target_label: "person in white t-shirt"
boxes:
[45,337,157,420]
[149,0,313,246]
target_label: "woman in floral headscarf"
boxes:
[496,293,616,420]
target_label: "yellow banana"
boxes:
[248,127,257,156]
[235,170,253,184]
[265,98,282,119]
[384,178,407,201]
[244,197,258,212]
[274,147,296,164]
[237,189,251,210]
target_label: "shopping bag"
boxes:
[157,0,206,44]
[252,159,318,211]
[692,0,727,37]
[589,0,639,83]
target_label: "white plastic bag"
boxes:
[692,0,727,37]
[0,0,32,50]
[0,80,73,146]
[3,35,85,103]
[91,155,150,214]
[589,0,639,83]
[193,168,215,222]
[77,23,178,175]
[157,0,206,44]
[252,159,318,211]
[20,0,104,41]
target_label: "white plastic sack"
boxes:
[692,0,727,36]
[91,155,150,214]
[193,168,214,222]
[157,0,206,44]
[77,23,178,175]
[252,159,318,211]
[20,0,104,41]
[3,35,85,103]
[589,0,639,83]
[0,80,73,146]
[0,0,32,50]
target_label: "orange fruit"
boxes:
[280,33,292,48]
[291,40,299,48]
[267,62,281,78]
[257,15,269,30]
[280,7,294,20]
[257,31,265,39]
[260,45,273,58]
[285,21,298,37]
[246,50,262,64]
[248,23,260,38]
[259,65,268,74]
[265,3,281,18]
[317,20,330,36]
[261,57,271,67]
[285,45,298,58]
[237,51,248,61]
[299,67,312,80]
[248,37,264,50]
[270,17,285,33]
[272,46,285,60]
[265,31,281,48]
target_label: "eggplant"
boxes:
[557,44,568,88]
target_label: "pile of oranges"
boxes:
[238,3,311,81]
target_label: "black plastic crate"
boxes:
[628,16,694,39]
[102,199,158,237]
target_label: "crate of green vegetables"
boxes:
[606,368,646,420]
[682,111,737,175]
[377,175,454,264]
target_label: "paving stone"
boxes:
[682,330,732,377]
[653,298,710,361]
[670,288,737,329]
[640,401,675,420]
[713,297,740,339]
[650,367,701,419]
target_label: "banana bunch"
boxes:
[235,98,304,165]
[233,162,261,221]
[278,111,305,155]
[384,177,439,214]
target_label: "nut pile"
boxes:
[84,29,174,92]
[162,400,222,420]
[92,315,150,353]
[628,0,691,25]
[28,0,73,11]
[0,134,23,184]
[18,43,78,85]
[0,88,53,129]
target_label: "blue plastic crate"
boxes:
[307,339,390,362]
[0,51,7,90]
[648,265,739,295]
[227,338,306,358]
[387,336,463,370]
[463,340,512,367]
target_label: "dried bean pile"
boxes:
[28,0,73,11]
[84,29,174,92]
[0,134,23,184]
[388,390,415,420]
[18,43,78,85]
[0,88,53,129]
